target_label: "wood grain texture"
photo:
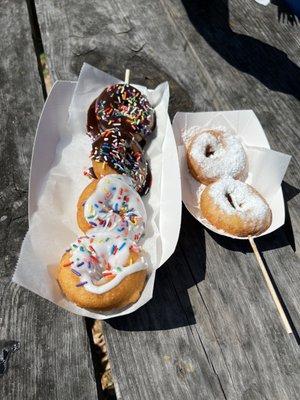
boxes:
[0,1,98,399]
[35,0,300,399]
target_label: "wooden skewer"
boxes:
[124,69,130,85]
[248,236,292,334]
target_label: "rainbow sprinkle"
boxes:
[76,281,88,287]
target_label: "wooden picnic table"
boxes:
[1,0,299,399]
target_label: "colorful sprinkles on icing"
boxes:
[83,174,147,241]
[64,80,154,302]
[66,232,146,294]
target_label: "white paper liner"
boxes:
[13,64,181,319]
[173,112,291,239]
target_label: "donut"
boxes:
[91,127,151,195]
[84,161,117,181]
[77,174,147,241]
[87,99,99,138]
[58,232,147,310]
[186,128,247,185]
[200,177,272,237]
[92,160,118,180]
[87,83,155,143]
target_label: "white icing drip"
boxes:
[69,231,147,294]
[187,128,247,180]
[208,177,270,221]
[83,260,145,294]
[84,174,146,241]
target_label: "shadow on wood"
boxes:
[85,318,110,399]
[0,341,20,376]
[106,176,298,331]
[282,181,299,252]
[107,210,207,331]
[69,49,194,119]
[256,251,300,344]
[181,0,300,100]
[272,0,300,23]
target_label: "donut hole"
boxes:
[129,214,139,224]
[225,193,236,209]
[91,268,103,278]
[89,261,109,284]
[90,274,103,285]
[205,144,215,157]
[225,192,245,210]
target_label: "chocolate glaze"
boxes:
[91,127,151,195]
[86,83,155,145]
[86,99,99,138]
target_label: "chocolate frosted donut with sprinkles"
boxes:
[87,83,155,144]
[91,127,151,195]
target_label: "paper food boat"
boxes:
[14,64,181,319]
[172,111,291,239]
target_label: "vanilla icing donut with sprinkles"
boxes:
[58,231,147,310]
[77,174,146,241]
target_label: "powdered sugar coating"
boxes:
[209,177,270,222]
[187,127,247,181]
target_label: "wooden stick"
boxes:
[248,236,292,334]
[124,69,130,85]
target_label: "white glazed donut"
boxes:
[186,127,247,185]
[200,177,272,237]
[68,232,145,294]
[58,231,148,310]
[78,174,147,241]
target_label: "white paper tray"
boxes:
[29,80,181,263]
[172,111,291,239]
[14,76,181,319]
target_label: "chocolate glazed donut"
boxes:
[87,99,99,138]
[91,127,152,195]
[87,83,155,145]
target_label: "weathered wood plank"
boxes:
[35,0,300,399]
[165,0,300,330]
[0,1,98,399]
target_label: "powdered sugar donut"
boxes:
[58,232,147,310]
[200,177,272,237]
[77,174,146,241]
[186,128,247,185]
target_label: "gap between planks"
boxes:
[23,1,107,399]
